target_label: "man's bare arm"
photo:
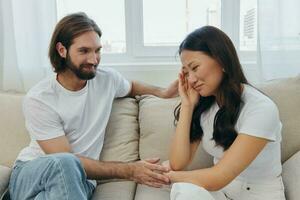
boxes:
[127,80,178,98]
[37,135,170,188]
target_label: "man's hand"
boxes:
[162,160,177,183]
[162,160,171,170]
[129,80,178,99]
[129,158,170,188]
[159,79,179,98]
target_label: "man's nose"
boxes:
[88,53,99,65]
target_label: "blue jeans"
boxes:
[8,153,95,200]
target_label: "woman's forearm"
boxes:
[169,167,228,191]
[169,105,194,170]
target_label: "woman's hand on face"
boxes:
[178,71,200,108]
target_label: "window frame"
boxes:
[56,0,257,65]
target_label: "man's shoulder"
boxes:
[92,67,121,85]
[95,66,118,77]
[25,76,56,102]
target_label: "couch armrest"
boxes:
[282,151,300,200]
[0,165,11,198]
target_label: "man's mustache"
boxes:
[80,63,98,68]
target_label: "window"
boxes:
[56,0,126,54]
[143,0,221,46]
[132,0,221,57]
[239,0,257,51]
[56,0,256,64]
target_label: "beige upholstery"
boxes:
[92,181,136,200]
[138,95,214,170]
[0,92,29,167]
[138,96,179,162]
[282,151,300,200]
[134,185,170,200]
[136,95,214,200]
[0,166,11,198]
[100,98,139,163]
[259,75,300,162]
[0,75,299,200]
[96,98,139,199]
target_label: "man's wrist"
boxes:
[156,88,167,98]
[123,162,135,180]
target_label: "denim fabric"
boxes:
[8,153,95,200]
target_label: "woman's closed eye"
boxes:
[192,65,199,72]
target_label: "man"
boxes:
[7,12,177,200]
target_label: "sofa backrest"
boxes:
[259,75,300,162]
[136,75,300,166]
[137,96,214,169]
[0,92,29,167]
[0,75,299,168]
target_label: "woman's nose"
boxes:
[188,73,198,85]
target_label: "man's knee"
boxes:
[170,182,215,200]
[50,153,80,164]
[45,153,83,174]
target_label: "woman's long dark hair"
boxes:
[174,26,248,150]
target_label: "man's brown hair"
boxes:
[48,12,102,73]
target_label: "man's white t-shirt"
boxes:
[201,84,282,182]
[17,67,131,167]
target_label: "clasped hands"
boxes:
[130,158,175,188]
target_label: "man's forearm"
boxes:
[129,81,164,97]
[78,156,133,180]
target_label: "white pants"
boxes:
[170,176,286,200]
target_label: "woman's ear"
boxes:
[56,42,67,58]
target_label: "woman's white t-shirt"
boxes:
[201,84,282,182]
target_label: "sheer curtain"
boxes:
[0,0,57,92]
[257,0,300,81]
[1,0,300,92]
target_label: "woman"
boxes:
[166,26,285,200]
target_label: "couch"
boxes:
[1,75,300,200]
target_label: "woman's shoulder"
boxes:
[237,84,282,141]
[242,84,278,112]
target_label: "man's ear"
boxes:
[56,42,67,58]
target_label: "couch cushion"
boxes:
[0,92,30,167]
[96,98,139,200]
[137,95,213,200]
[138,95,213,168]
[92,181,136,200]
[0,165,11,198]
[99,98,139,163]
[134,185,170,200]
[282,151,300,200]
[258,75,300,162]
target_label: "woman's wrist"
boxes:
[180,103,196,111]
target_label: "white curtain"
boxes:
[257,0,300,80]
[1,0,300,92]
[0,0,57,92]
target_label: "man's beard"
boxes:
[65,53,98,80]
